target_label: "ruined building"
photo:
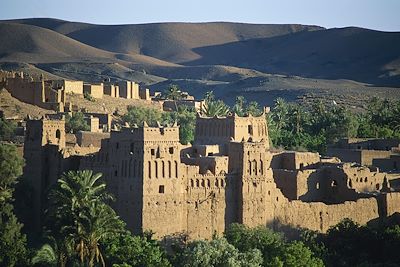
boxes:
[24,112,400,239]
[1,71,67,112]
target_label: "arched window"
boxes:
[155,161,158,178]
[215,179,219,187]
[191,179,194,187]
[207,179,211,187]
[260,160,263,175]
[175,161,178,178]
[196,179,200,187]
[248,160,252,174]
[162,161,165,178]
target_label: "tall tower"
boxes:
[104,123,186,237]
[228,140,271,228]
[23,117,66,230]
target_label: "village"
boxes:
[1,69,400,240]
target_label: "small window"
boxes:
[248,125,252,134]
[159,185,165,194]
[316,182,320,189]
[55,129,61,139]
[208,152,214,156]
[169,147,174,154]
[130,143,134,153]
[151,149,155,156]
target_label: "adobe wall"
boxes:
[273,169,320,201]
[195,114,269,146]
[185,168,234,239]
[84,83,104,99]
[139,88,150,100]
[360,150,392,165]
[275,197,380,233]
[373,155,400,172]
[104,84,119,98]
[6,77,40,105]
[195,116,235,145]
[54,80,83,95]
[84,112,112,132]
[76,131,110,147]
[382,192,400,217]
[118,81,139,99]
[277,152,320,170]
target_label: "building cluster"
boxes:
[21,110,400,239]
[328,138,400,173]
[0,70,204,115]
[0,70,153,112]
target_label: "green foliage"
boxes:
[102,230,171,267]
[279,241,324,267]
[46,170,124,267]
[32,243,57,267]
[84,91,96,102]
[225,223,284,265]
[65,112,90,133]
[201,91,230,117]
[123,105,197,144]
[0,202,27,267]
[123,106,165,127]
[225,224,323,267]
[166,105,196,145]
[0,117,16,141]
[180,237,263,267]
[233,96,263,116]
[268,97,400,154]
[0,144,27,267]
[0,143,24,202]
[162,84,184,100]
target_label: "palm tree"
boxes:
[163,84,183,111]
[233,96,246,116]
[32,243,57,267]
[201,91,230,117]
[46,170,122,267]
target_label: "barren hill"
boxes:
[0,18,399,108]
[187,27,400,86]
[7,18,323,63]
[0,22,179,68]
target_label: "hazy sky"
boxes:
[1,0,399,31]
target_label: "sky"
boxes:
[0,0,399,31]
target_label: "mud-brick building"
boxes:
[25,112,400,239]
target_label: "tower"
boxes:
[23,117,66,230]
[104,123,186,237]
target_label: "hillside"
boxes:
[0,22,179,68]
[0,18,399,108]
[187,27,400,86]
[7,18,323,63]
